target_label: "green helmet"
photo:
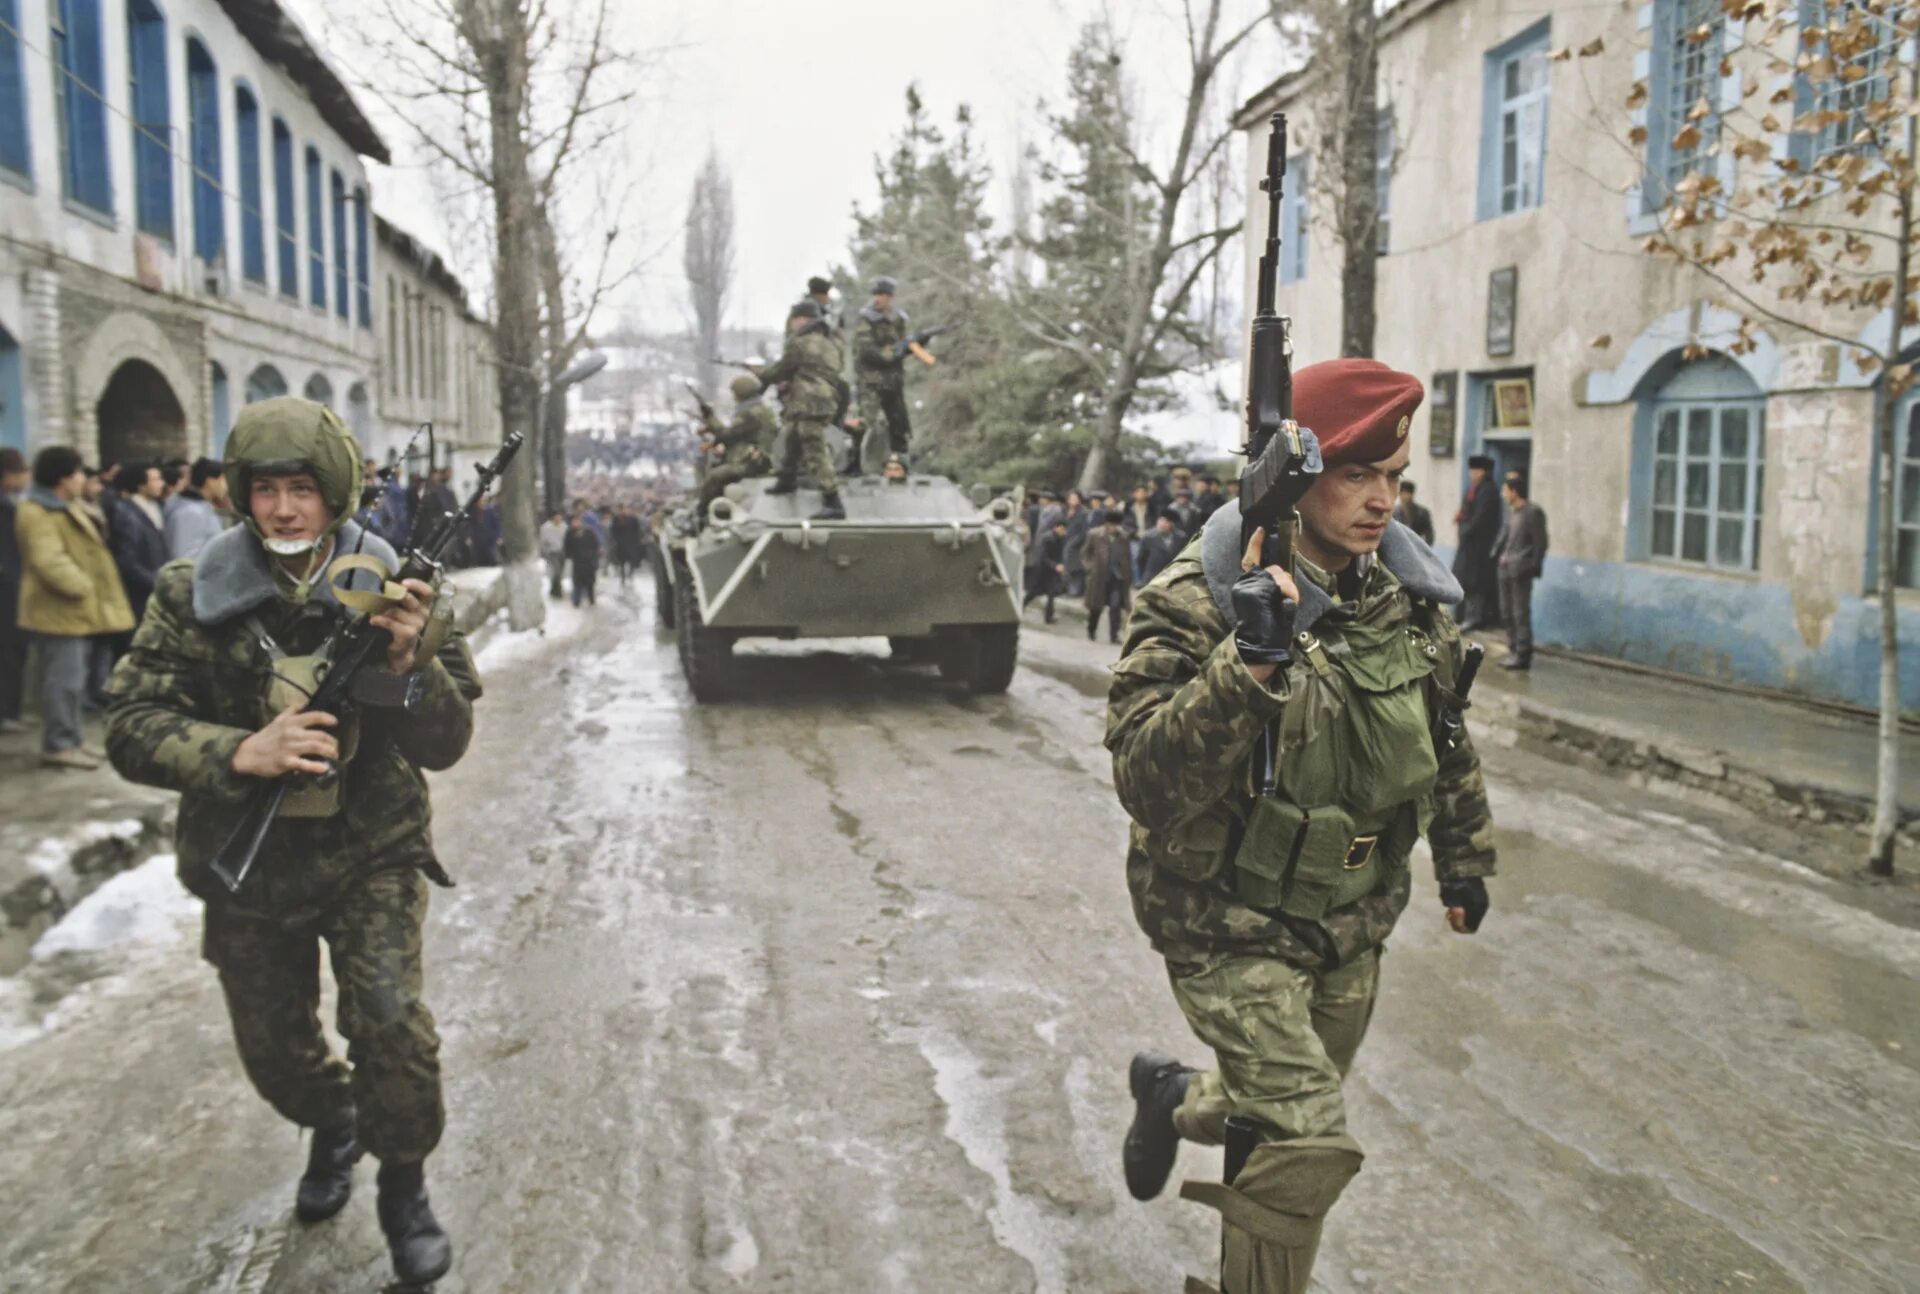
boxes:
[224,397,363,539]
[730,374,761,402]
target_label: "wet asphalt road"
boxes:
[3,580,1919,1294]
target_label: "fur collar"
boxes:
[26,485,70,512]
[191,520,399,626]
[1199,499,1464,635]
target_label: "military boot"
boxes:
[811,492,847,521]
[294,1123,363,1223]
[1124,1049,1195,1200]
[376,1161,453,1286]
[765,474,799,496]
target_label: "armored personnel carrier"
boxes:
[653,475,1026,702]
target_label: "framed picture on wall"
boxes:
[1487,267,1518,358]
[1492,376,1534,430]
[1429,371,1458,457]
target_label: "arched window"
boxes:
[127,0,170,238]
[272,118,296,297]
[304,372,333,408]
[186,37,222,263]
[305,145,324,307]
[235,84,264,283]
[330,169,348,320]
[0,0,29,181]
[245,363,286,403]
[210,360,230,453]
[53,0,113,214]
[353,187,371,329]
[1637,354,1765,571]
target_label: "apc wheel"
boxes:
[653,553,677,630]
[674,567,734,702]
[937,624,1019,694]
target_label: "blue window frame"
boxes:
[272,118,296,297]
[210,360,230,453]
[1644,0,1725,211]
[1374,108,1394,255]
[330,170,348,320]
[1280,152,1309,284]
[306,145,324,307]
[54,0,113,214]
[1794,0,1902,165]
[186,37,221,262]
[235,85,264,282]
[353,186,371,328]
[245,363,286,403]
[127,0,169,236]
[0,324,24,456]
[0,0,29,180]
[1477,19,1550,220]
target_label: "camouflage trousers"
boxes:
[779,416,839,494]
[696,452,768,515]
[201,867,444,1164]
[1167,949,1378,1294]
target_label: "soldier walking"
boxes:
[853,276,914,470]
[759,300,850,520]
[105,399,480,1288]
[1109,360,1498,1294]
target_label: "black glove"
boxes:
[1439,877,1490,933]
[1230,569,1296,666]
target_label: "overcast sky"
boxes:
[285,0,1289,333]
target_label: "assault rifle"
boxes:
[891,323,957,366]
[1433,643,1486,755]
[712,355,762,374]
[1239,113,1322,574]
[208,432,526,893]
[684,381,716,423]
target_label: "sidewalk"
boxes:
[1025,597,1920,844]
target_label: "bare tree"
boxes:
[355,0,637,620]
[1299,0,1385,357]
[1017,0,1279,493]
[683,150,736,401]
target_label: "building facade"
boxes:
[0,0,384,466]
[1238,0,1920,713]
[370,215,498,480]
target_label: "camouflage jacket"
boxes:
[105,522,482,922]
[854,306,908,390]
[715,398,778,460]
[758,324,848,421]
[1105,514,1496,968]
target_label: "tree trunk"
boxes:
[535,203,571,518]
[467,0,544,630]
[1338,0,1380,359]
[1869,183,1911,875]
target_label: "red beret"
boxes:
[1293,359,1423,467]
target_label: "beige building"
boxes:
[1237,0,1918,711]
[369,216,498,480]
[0,0,384,464]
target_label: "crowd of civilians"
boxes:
[538,498,657,608]
[1,445,532,770]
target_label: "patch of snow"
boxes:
[32,854,195,959]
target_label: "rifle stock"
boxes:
[208,431,525,893]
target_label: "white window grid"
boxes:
[1805,0,1905,159]
[1896,401,1920,587]
[1375,110,1393,255]
[1664,0,1726,193]
[1497,39,1549,213]
[1650,401,1764,570]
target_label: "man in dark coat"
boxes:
[0,448,29,733]
[1082,510,1134,643]
[1393,479,1435,545]
[563,513,600,608]
[1451,454,1502,630]
[1491,471,1550,670]
[1025,518,1069,623]
[1135,510,1185,587]
[1063,491,1092,598]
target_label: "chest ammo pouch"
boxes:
[1230,612,1442,922]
